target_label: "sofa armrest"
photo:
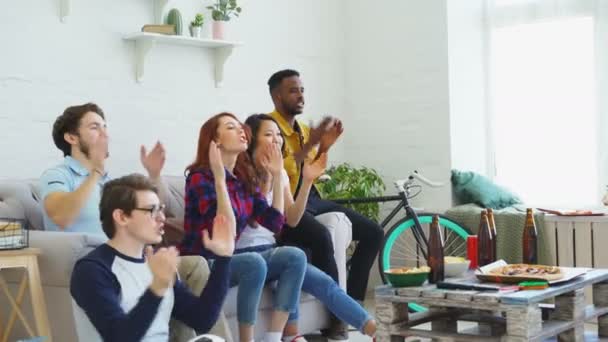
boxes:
[27,231,106,287]
[314,212,352,290]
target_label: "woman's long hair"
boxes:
[186,112,257,194]
[244,114,286,188]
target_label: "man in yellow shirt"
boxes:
[268,69,384,340]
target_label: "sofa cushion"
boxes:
[163,175,186,219]
[30,231,106,287]
[0,180,44,230]
[451,169,522,209]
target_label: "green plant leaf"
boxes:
[209,0,240,21]
[317,162,385,221]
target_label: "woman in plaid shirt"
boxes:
[180,113,307,342]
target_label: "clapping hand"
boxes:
[146,246,179,296]
[302,153,328,182]
[260,143,283,177]
[202,215,235,257]
[140,141,166,179]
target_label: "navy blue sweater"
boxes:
[70,244,230,342]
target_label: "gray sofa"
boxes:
[0,176,352,342]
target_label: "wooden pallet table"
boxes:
[375,269,608,342]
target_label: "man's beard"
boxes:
[79,141,91,158]
[285,102,303,116]
[79,141,109,159]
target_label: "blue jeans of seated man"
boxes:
[227,246,306,325]
[288,264,373,332]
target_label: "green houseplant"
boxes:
[189,13,204,38]
[317,163,386,222]
[207,0,242,40]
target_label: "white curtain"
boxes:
[486,0,608,207]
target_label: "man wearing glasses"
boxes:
[40,103,234,341]
[70,174,235,341]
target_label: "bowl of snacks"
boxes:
[384,266,430,287]
[444,256,471,277]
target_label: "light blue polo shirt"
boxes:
[40,156,111,236]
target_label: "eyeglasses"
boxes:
[133,204,166,218]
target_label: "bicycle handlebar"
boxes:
[322,170,444,203]
[411,170,444,188]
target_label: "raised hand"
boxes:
[140,141,166,179]
[303,153,328,182]
[260,143,283,177]
[317,119,343,157]
[89,134,109,174]
[308,116,335,146]
[202,214,235,257]
[209,141,225,180]
[293,116,335,163]
[145,246,180,296]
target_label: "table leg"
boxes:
[553,289,585,342]
[4,270,29,339]
[502,304,542,342]
[375,299,408,342]
[0,273,35,341]
[593,281,608,337]
[26,256,52,342]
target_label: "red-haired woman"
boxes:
[180,113,306,342]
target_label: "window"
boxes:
[490,16,598,207]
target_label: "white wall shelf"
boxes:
[123,32,242,87]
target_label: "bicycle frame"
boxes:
[332,190,430,259]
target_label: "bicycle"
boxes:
[332,171,472,312]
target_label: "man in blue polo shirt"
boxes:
[40,102,166,235]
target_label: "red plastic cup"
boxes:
[467,235,478,269]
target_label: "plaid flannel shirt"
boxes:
[179,168,285,258]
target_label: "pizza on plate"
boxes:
[488,264,563,281]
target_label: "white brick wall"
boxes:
[0,0,346,179]
[1,1,459,213]
[2,0,486,296]
[341,0,452,213]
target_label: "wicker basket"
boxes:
[0,218,29,250]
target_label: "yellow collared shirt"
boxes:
[270,110,318,195]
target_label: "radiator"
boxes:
[543,215,608,305]
[543,215,608,268]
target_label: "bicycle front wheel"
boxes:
[378,214,471,285]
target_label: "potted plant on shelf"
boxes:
[190,13,204,38]
[207,0,242,40]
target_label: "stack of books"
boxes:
[141,24,176,35]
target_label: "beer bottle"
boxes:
[522,208,538,264]
[477,210,494,266]
[487,208,498,262]
[427,215,445,284]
